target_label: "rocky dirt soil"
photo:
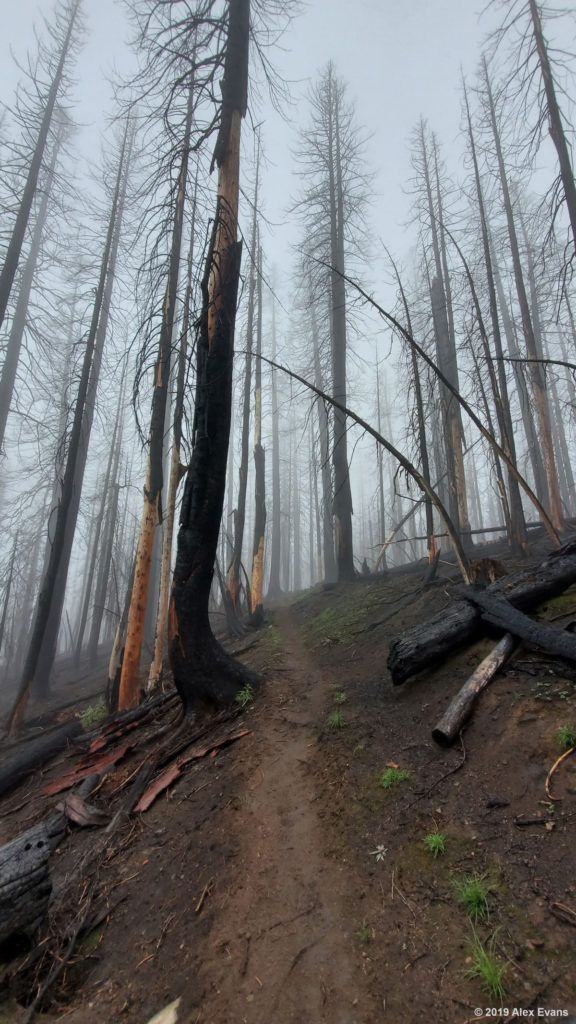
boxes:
[1,553,576,1024]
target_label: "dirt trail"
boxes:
[194,605,377,1023]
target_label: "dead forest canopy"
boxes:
[1,0,576,718]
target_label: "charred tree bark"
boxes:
[169,0,258,715]
[388,543,576,685]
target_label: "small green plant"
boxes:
[369,844,388,862]
[357,920,374,944]
[80,698,107,730]
[327,710,346,730]
[333,690,347,704]
[454,873,493,922]
[235,683,254,708]
[380,767,411,789]
[423,832,446,858]
[466,931,507,1000]
[556,724,576,751]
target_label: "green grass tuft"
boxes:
[235,683,254,708]
[333,690,347,704]
[423,832,446,858]
[466,932,507,1000]
[556,724,576,751]
[357,919,375,944]
[454,873,494,922]
[380,767,411,789]
[80,698,107,730]
[327,710,346,730]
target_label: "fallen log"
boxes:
[388,542,576,685]
[457,585,576,663]
[432,633,517,746]
[0,774,100,943]
[0,720,84,800]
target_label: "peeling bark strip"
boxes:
[388,544,576,686]
[170,0,258,712]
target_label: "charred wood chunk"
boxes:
[388,545,576,685]
[0,823,52,942]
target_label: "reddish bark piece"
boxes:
[88,736,107,754]
[134,764,182,813]
[135,730,250,813]
[43,744,133,795]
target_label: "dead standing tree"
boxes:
[169,0,259,713]
[118,82,194,711]
[0,0,81,335]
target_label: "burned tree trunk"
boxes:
[169,0,258,714]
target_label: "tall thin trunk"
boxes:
[6,126,129,735]
[249,243,266,624]
[330,79,354,580]
[119,87,193,711]
[34,123,132,695]
[148,182,198,693]
[0,533,18,660]
[228,151,259,610]
[0,132,61,452]
[267,295,283,595]
[386,250,435,558]
[529,0,576,255]
[463,81,527,550]
[483,57,563,531]
[311,289,336,582]
[85,397,124,663]
[0,0,80,334]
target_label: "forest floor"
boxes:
[1,548,576,1024]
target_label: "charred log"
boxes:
[388,543,576,685]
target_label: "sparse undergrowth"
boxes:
[80,698,107,729]
[556,723,576,751]
[423,831,446,858]
[235,683,254,708]
[380,767,411,789]
[327,710,346,730]
[454,873,494,922]
[466,931,507,1000]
